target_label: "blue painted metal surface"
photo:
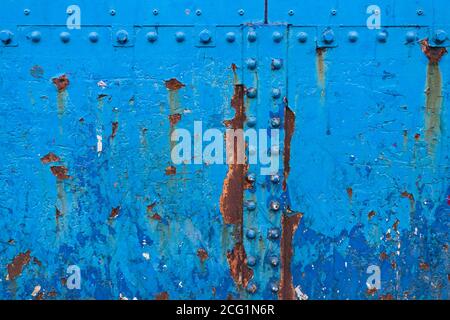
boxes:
[0,1,448,300]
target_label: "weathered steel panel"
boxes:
[0,0,448,300]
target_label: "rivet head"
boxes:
[152,9,159,16]
[238,9,245,16]
[199,29,211,44]
[271,88,281,99]
[417,9,424,16]
[110,9,116,16]
[24,9,31,15]
[246,173,256,183]
[405,31,416,43]
[348,31,358,42]
[0,30,13,44]
[195,9,202,16]
[246,87,257,98]
[270,283,279,293]
[30,31,41,43]
[270,200,280,211]
[247,256,257,267]
[60,32,70,43]
[272,31,283,43]
[322,29,335,44]
[247,116,257,127]
[288,10,295,16]
[146,31,158,43]
[175,31,185,42]
[269,256,279,267]
[89,32,99,43]
[377,31,388,43]
[225,32,235,43]
[270,117,281,128]
[246,229,257,240]
[246,200,256,211]
[116,30,128,44]
[246,282,257,293]
[330,9,337,16]
[246,58,257,70]
[297,32,308,43]
[247,31,257,42]
[270,174,280,184]
[434,30,447,44]
[271,59,283,70]
[268,228,280,240]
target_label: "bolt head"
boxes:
[288,10,295,16]
[270,117,281,128]
[405,31,416,43]
[238,9,245,16]
[246,87,257,98]
[268,228,280,240]
[246,201,256,211]
[270,174,280,184]
[0,30,12,44]
[297,32,308,43]
[272,31,283,43]
[270,283,279,293]
[330,9,337,16]
[270,200,280,211]
[417,9,424,16]
[199,29,211,44]
[116,30,128,44]
[146,31,158,43]
[271,59,283,70]
[110,9,116,16]
[247,31,257,42]
[377,31,388,43]
[246,58,257,70]
[30,31,41,43]
[271,88,281,99]
[152,9,159,16]
[270,256,279,267]
[60,32,70,43]
[434,30,447,44]
[348,31,358,42]
[246,229,257,239]
[24,9,31,15]
[225,32,236,43]
[89,32,99,43]
[247,116,257,127]
[195,9,202,16]
[175,31,185,42]
[322,30,335,44]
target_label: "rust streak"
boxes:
[111,121,119,139]
[52,75,70,92]
[197,248,208,263]
[155,291,169,300]
[50,166,70,180]
[346,187,353,201]
[279,212,303,300]
[226,243,253,288]
[164,78,185,91]
[7,250,31,281]
[316,48,326,99]
[169,113,182,127]
[40,152,60,164]
[283,105,295,191]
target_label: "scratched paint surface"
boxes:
[0,1,448,300]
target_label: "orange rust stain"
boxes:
[283,106,295,192]
[380,252,388,260]
[401,191,415,210]
[50,166,70,180]
[420,39,448,63]
[367,287,378,296]
[279,212,303,300]
[165,166,176,175]
[231,63,239,84]
[346,187,353,201]
[151,213,162,221]
[164,78,185,91]
[40,152,60,164]
[111,122,119,139]
[226,243,254,288]
[380,293,394,300]
[146,202,156,213]
[393,219,400,232]
[197,248,208,263]
[155,292,169,300]
[419,262,430,271]
[368,210,376,219]
[7,250,31,281]
[52,75,70,92]
[220,85,247,225]
[109,207,120,220]
[169,113,182,126]
[316,48,326,98]
[414,133,421,141]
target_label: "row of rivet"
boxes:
[2,29,447,45]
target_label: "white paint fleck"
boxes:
[295,286,309,300]
[31,285,41,297]
[97,134,103,154]
[97,80,107,88]
[142,252,150,260]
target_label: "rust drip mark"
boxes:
[169,113,182,127]
[6,250,31,281]
[151,213,162,221]
[393,219,400,232]
[419,262,430,271]
[316,48,327,99]
[231,63,239,85]
[226,243,253,288]
[165,78,185,91]
[109,206,120,220]
[50,166,70,180]
[56,207,63,225]
[283,106,295,191]
[420,40,446,155]
[155,292,169,300]
[40,152,60,164]
[401,191,415,211]
[368,210,376,219]
[52,75,70,92]
[279,212,303,300]
[346,187,353,201]
[197,248,208,263]
[220,84,247,225]
[110,121,119,139]
[165,165,176,175]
